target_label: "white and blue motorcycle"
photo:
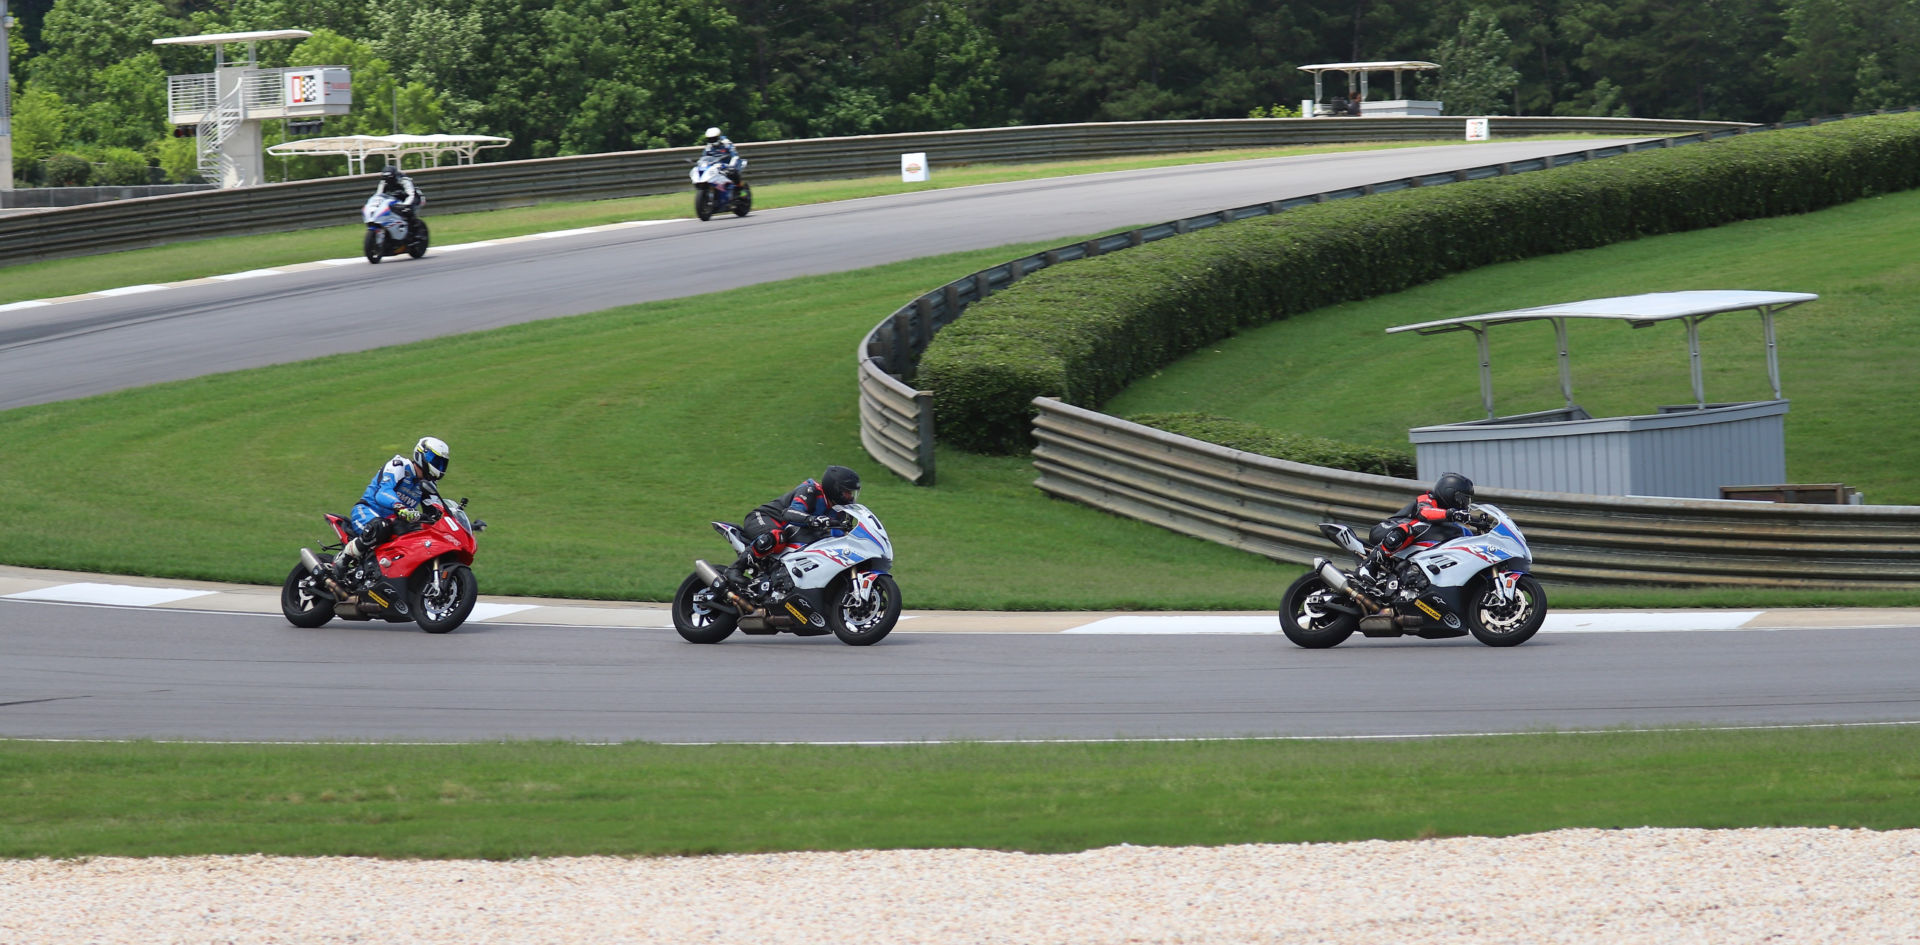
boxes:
[689,154,751,222]
[362,193,429,263]
[1280,503,1547,648]
[672,504,900,645]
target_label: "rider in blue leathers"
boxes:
[329,436,450,585]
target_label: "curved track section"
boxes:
[0,140,1645,410]
[2,598,1917,742]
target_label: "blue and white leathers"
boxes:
[350,454,426,535]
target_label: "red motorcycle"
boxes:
[281,488,487,633]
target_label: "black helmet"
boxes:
[380,165,401,183]
[1432,472,1474,510]
[821,465,861,506]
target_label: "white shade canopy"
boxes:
[153,30,312,46]
[1297,61,1440,74]
[267,134,513,174]
[1388,291,1817,418]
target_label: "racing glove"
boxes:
[806,515,835,530]
[396,506,422,523]
[1447,508,1474,523]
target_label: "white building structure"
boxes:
[154,29,351,188]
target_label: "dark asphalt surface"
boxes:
[0,139,1645,409]
[3,600,1917,742]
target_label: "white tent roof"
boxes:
[153,30,312,46]
[1297,61,1440,74]
[1387,291,1818,417]
[1387,291,1818,335]
[267,134,513,172]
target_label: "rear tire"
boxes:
[827,573,900,646]
[1467,572,1547,647]
[731,182,752,217]
[411,564,477,634]
[1278,572,1357,648]
[281,563,336,628]
[364,229,382,264]
[672,573,738,643]
[694,187,714,222]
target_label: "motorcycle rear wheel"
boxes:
[281,562,336,628]
[1466,572,1547,647]
[1279,572,1357,648]
[731,182,752,217]
[694,187,714,222]
[411,564,477,634]
[672,573,739,643]
[363,229,382,264]
[827,573,900,646]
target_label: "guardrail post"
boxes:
[975,270,993,300]
[914,390,937,486]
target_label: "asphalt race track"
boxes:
[6,139,1917,744]
[0,139,1643,410]
[3,598,1919,742]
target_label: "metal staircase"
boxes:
[195,82,244,185]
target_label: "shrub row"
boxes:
[919,114,1920,453]
[1127,412,1416,477]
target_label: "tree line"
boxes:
[8,0,1920,185]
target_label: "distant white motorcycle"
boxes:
[362,194,429,263]
[1279,503,1547,648]
[672,504,900,645]
[689,154,752,221]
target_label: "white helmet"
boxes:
[414,436,450,481]
[704,126,723,144]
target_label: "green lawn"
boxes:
[0,137,1599,304]
[4,726,1915,858]
[1108,188,1920,508]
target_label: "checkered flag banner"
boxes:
[288,72,318,104]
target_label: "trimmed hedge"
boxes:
[1129,412,1416,477]
[919,114,1920,453]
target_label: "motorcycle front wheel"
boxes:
[410,564,477,634]
[363,229,383,264]
[281,562,336,628]
[407,219,430,258]
[731,182,752,217]
[1278,572,1357,648]
[672,573,739,643]
[1467,572,1547,647]
[694,186,714,222]
[827,573,900,646]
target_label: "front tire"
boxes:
[1279,572,1357,648]
[731,182,752,217]
[407,218,430,258]
[364,229,382,264]
[411,564,477,634]
[827,573,900,646]
[281,563,336,628]
[1467,572,1547,647]
[672,573,738,643]
[694,187,714,222]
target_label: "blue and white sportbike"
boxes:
[1280,502,1547,648]
[673,503,899,645]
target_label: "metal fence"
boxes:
[1031,399,1920,588]
[0,115,1745,267]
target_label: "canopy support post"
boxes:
[1761,306,1782,400]
[1685,315,1706,407]
[1553,317,1574,409]
[1471,324,1494,419]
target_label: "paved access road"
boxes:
[3,585,1917,743]
[0,139,1646,409]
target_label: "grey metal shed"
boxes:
[1386,290,1816,499]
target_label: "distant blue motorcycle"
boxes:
[690,155,752,221]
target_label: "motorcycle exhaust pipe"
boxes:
[693,559,753,612]
[299,548,347,597]
[1315,556,1384,612]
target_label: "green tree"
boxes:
[30,0,187,99]
[529,0,736,155]
[1431,8,1519,115]
[10,83,71,173]
[67,51,169,151]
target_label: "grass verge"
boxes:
[1107,187,1920,508]
[0,137,1610,305]
[3,725,1915,858]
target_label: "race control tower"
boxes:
[155,29,351,188]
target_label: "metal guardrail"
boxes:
[0,115,1746,267]
[1031,399,1920,588]
[855,115,1762,484]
